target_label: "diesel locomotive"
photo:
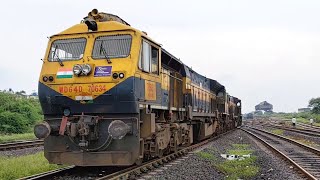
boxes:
[34,9,242,166]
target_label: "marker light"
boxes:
[43,76,48,82]
[82,64,92,75]
[48,76,54,82]
[112,73,118,79]
[73,64,82,75]
[119,73,124,79]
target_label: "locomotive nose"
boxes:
[34,122,51,139]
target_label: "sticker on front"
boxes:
[94,66,112,77]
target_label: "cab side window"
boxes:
[139,40,159,75]
[151,47,158,74]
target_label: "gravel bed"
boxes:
[149,129,305,180]
[42,166,126,180]
[0,146,43,157]
[146,153,224,180]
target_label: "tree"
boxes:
[309,97,320,114]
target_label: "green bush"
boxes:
[0,92,43,134]
[0,112,28,133]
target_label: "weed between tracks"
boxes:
[293,137,320,148]
[0,152,64,180]
[196,151,216,161]
[196,144,259,180]
[270,129,284,135]
[0,133,35,143]
[283,135,320,149]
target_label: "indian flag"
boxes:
[57,68,73,79]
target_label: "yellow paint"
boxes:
[183,77,191,91]
[40,20,162,101]
[184,81,216,104]
[145,80,156,101]
[161,68,170,91]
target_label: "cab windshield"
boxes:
[92,34,132,59]
[48,38,87,61]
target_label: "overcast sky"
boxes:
[0,0,319,113]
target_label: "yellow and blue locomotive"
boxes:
[35,9,242,166]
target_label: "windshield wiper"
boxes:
[99,42,112,64]
[53,45,64,66]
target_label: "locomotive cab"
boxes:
[36,10,161,166]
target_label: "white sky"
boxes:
[0,0,319,113]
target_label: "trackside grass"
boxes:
[0,133,35,143]
[270,129,284,135]
[0,152,64,180]
[196,151,216,161]
[197,144,259,180]
[217,144,259,180]
[217,155,259,180]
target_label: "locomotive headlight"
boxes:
[108,120,130,140]
[73,64,82,75]
[82,64,92,75]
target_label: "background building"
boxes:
[255,101,273,112]
[298,108,311,113]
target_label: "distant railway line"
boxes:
[297,122,320,131]
[274,118,320,130]
[242,126,320,180]
[245,118,320,137]
[20,130,234,180]
[0,139,43,151]
[264,123,320,137]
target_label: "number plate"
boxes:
[54,84,108,98]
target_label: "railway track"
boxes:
[298,123,320,131]
[20,129,234,180]
[0,139,44,151]
[242,126,320,180]
[273,118,320,130]
[263,123,320,137]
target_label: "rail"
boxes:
[242,126,320,180]
[20,130,235,180]
[264,123,320,137]
[0,140,44,151]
